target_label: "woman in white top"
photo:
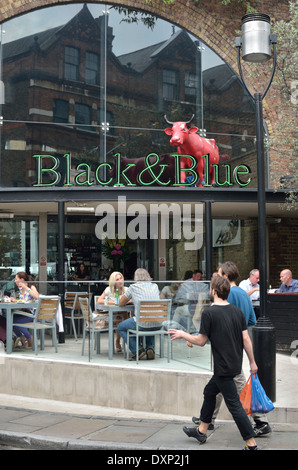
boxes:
[97,271,128,352]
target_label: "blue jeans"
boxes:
[117,317,159,355]
[200,375,256,441]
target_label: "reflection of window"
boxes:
[75,103,91,129]
[185,71,197,98]
[86,52,99,85]
[65,46,80,81]
[53,99,69,123]
[163,69,178,100]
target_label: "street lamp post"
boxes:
[236,13,277,401]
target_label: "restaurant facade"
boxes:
[0,0,297,361]
[0,0,297,417]
[0,0,296,283]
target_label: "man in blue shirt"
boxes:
[218,262,256,326]
[278,269,298,293]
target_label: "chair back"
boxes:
[37,297,60,322]
[79,297,92,322]
[135,299,172,325]
[64,292,90,310]
[64,292,77,309]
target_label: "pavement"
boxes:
[0,350,297,452]
[0,396,297,452]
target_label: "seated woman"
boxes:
[96,271,128,353]
[11,272,39,348]
[74,263,89,282]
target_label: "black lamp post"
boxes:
[236,13,277,401]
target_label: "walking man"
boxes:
[169,275,259,450]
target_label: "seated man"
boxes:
[173,270,209,331]
[278,269,298,293]
[239,269,260,301]
[117,268,160,360]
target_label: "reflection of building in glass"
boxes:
[2,4,255,188]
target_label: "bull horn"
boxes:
[164,115,174,125]
[185,114,195,124]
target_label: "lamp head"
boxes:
[241,13,272,63]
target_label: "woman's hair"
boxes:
[109,271,124,295]
[16,271,37,289]
[77,263,87,273]
[134,268,152,281]
[219,261,239,282]
[211,274,230,300]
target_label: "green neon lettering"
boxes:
[74,163,94,186]
[213,164,233,187]
[95,163,113,185]
[233,165,251,187]
[172,154,198,186]
[202,154,212,187]
[113,153,136,186]
[63,153,73,186]
[32,154,60,186]
[137,153,170,186]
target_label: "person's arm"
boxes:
[243,329,258,374]
[97,291,108,305]
[245,286,259,297]
[25,284,39,300]
[119,294,129,306]
[169,329,208,347]
[96,290,115,305]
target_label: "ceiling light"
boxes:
[66,207,95,213]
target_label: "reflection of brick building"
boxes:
[2,5,255,187]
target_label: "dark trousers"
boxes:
[200,374,256,441]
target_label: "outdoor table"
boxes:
[1,298,64,354]
[0,300,38,354]
[95,303,134,359]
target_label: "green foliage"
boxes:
[271,1,298,209]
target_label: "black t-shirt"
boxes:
[199,303,247,377]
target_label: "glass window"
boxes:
[65,46,80,81]
[86,51,99,85]
[53,99,69,123]
[163,69,178,100]
[185,71,197,98]
[0,216,39,294]
[75,103,91,129]
[1,4,257,189]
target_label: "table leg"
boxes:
[6,307,12,354]
[109,308,114,360]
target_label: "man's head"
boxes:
[193,269,203,281]
[210,274,230,301]
[134,268,152,281]
[218,261,239,283]
[280,269,293,287]
[249,269,260,285]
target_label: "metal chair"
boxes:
[64,292,91,340]
[126,299,172,363]
[11,296,60,355]
[79,297,110,359]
